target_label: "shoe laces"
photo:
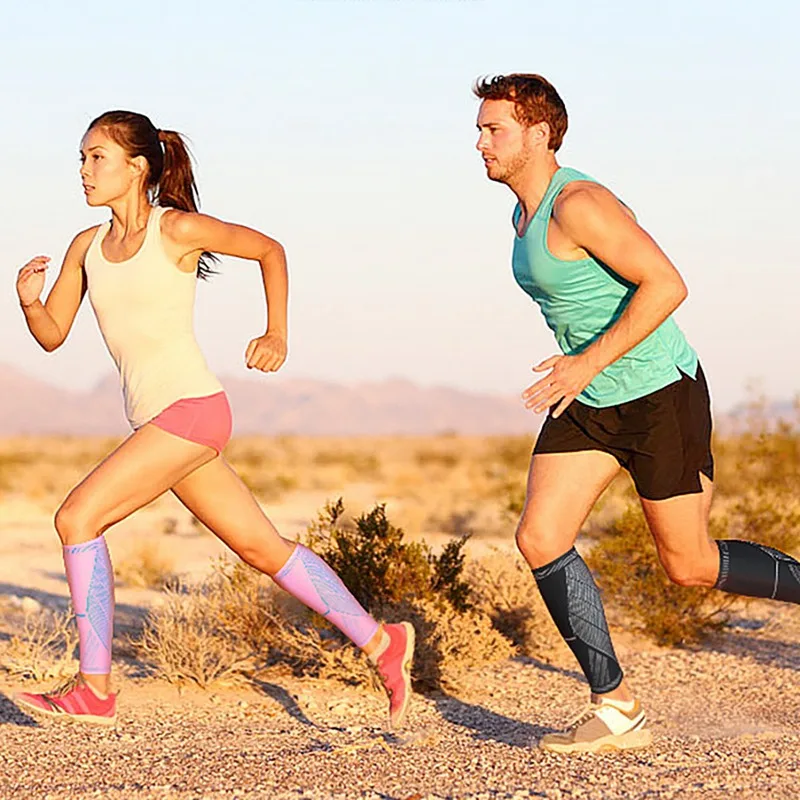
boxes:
[565,703,602,731]
[47,673,83,698]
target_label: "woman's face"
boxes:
[79,127,141,207]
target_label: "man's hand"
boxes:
[245,331,287,373]
[522,354,599,417]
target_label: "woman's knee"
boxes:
[54,498,98,546]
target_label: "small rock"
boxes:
[20,596,43,614]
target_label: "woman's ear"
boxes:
[130,154,149,180]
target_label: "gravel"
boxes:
[2,605,799,800]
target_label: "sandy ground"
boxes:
[1,490,799,799]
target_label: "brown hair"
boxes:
[87,110,217,279]
[473,74,568,151]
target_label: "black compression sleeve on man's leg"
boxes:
[716,540,800,603]
[533,547,623,694]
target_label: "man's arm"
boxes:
[523,182,688,416]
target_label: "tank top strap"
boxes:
[146,204,168,238]
[85,220,110,267]
[536,167,599,221]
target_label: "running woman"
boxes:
[14,111,414,728]
[475,74,800,754]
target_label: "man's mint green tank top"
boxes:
[512,167,697,407]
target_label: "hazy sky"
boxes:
[1,0,797,411]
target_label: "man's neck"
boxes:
[511,156,561,221]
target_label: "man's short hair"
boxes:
[473,74,568,151]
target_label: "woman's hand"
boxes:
[245,331,288,373]
[17,256,50,308]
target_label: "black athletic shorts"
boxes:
[533,365,714,501]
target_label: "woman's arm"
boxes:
[162,210,288,372]
[17,227,96,352]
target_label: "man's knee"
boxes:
[515,513,572,569]
[660,551,718,588]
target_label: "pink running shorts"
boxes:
[149,392,232,454]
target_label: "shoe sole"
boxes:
[15,695,117,727]
[539,727,652,754]
[390,621,415,730]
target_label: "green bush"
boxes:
[304,498,473,613]
[586,505,736,646]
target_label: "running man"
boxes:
[474,73,800,753]
[14,111,414,728]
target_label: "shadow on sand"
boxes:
[250,677,320,728]
[702,628,800,673]
[430,690,553,747]
[0,691,39,728]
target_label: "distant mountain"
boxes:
[3,364,794,437]
[0,364,541,436]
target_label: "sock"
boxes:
[533,547,623,695]
[367,628,391,665]
[63,535,115,675]
[602,697,635,712]
[715,540,800,603]
[273,544,380,648]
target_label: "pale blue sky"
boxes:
[1,0,797,411]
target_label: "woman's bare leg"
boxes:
[170,457,384,653]
[54,424,217,694]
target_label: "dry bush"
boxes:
[2,608,79,682]
[303,499,515,689]
[414,447,461,469]
[313,449,382,481]
[134,560,274,687]
[467,550,565,660]
[586,505,737,646]
[136,500,517,693]
[114,541,177,589]
[387,598,514,692]
[0,436,120,503]
[238,470,298,502]
[135,588,254,688]
[134,559,374,689]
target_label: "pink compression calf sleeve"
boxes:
[63,535,115,674]
[273,544,380,648]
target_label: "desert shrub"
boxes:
[238,471,298,502]
[393,598,514,691]
[493,436,534,472]
[713,402,799,499]
[302,499,518,690]
[414,448,461,469]
[134,559,373,688]
[2,608,78,682]
[313,450,382,480]
[114,541,177,589]
[304,499,473,613]
[586,505,737,646]
[715,490,800,556]
[467,550,564,659]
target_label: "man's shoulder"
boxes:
[553,180,614,222]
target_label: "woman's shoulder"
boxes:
[159,207,210,240]
[67,224,104,266]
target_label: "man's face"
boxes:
[476,99,535,184]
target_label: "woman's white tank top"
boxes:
[84,206,223,428]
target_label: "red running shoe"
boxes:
[15,674,116,726]
[374,622,415,729]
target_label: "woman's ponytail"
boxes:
[156,129,218,279]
